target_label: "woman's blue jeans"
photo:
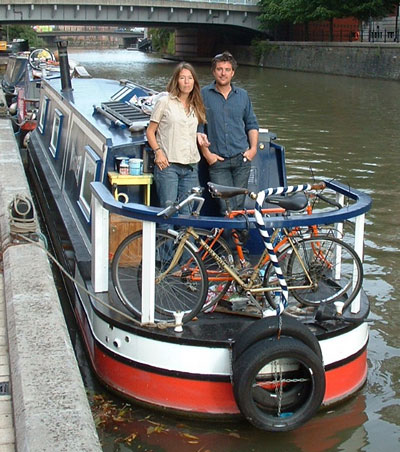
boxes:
[154,163,199,215]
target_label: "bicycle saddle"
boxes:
[266,192,308,211]
[207,182,249,199]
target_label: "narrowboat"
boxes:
[2,46,89,145]
[26,41,372,432]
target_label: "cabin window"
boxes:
[49,109,64,158]
[78,145,101,220]
[38,96,49,134]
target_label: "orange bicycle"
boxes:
[197,183,346,312]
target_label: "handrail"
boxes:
[90,179,372,229]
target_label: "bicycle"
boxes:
[112,182,363,323]
[196,183,350,312]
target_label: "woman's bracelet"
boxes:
[154,147,161,152]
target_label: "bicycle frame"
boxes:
[165,225,317,318]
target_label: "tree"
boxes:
[7,25,46,48]
[258,0,398,40]
[148,28,174,53]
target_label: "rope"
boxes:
[253,184,311,316]
[9,233,176,330]
[8,195,37,234]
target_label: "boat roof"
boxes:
[45,77,150,147]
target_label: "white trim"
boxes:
[89,306,232,376]
[319,322,368,366]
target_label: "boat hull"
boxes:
[73,285,368,416]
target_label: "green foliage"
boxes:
[258,0,398,29]
[251,39,279,59]
[167,33,175,55]
[7,25,45,48]
[149,28,174,53]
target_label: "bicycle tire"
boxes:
[232,336,325,432]
[264,235,363,308]
[112,229,208,323]
[194,228,233,311]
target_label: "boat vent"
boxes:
[100,101,149,127]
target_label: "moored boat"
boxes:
[26,41,372,432]
[2,44,90,146]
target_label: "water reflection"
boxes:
[66,49,400,450]
[92,390,368,452]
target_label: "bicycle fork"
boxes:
[155,231,191,284]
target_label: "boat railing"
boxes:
[90,179,372,324]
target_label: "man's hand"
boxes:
[243,147,257,161]
[202,148,224,166]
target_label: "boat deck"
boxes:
[85,273,370,348]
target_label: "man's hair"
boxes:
[211,51,238,71]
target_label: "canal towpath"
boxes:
[0,114,102,451]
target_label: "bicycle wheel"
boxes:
[264,235,363,308]
[194,228,233,311]
[112,229,208,323]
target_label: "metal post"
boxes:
[351,213,365,314]
[91,196,109,293]
[141,220,156,323]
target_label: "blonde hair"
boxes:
[166,62,206,124]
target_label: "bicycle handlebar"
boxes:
[158,204,179,219]
[157,193,205,219]
[158,182,327,218]
[310,181,326,191]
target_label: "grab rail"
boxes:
[91,179,371,230]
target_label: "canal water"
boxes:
[5,48,400,450]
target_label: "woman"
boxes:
[146,62,207,214]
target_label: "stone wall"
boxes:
[231,42,400,80]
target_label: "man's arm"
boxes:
[243,129,259,161]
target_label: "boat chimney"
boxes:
[55,38,73,92]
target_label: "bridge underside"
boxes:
[175,27,261,58]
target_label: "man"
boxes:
[198,51,259,214]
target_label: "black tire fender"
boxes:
[233,315,322,363]
[232,336,326,432]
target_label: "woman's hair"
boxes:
[166,62,206,124]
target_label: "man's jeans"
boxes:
[154,163,199,215]
[208,153,251,214]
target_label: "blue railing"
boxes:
[91,179,371,230]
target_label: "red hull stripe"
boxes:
[93,346,240,414]
[323,348,368,404]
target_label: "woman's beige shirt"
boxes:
[150,94,200,165]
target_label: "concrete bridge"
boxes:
[0,1,264,57]
[0,1,260,30]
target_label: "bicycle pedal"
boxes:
[220,295,248,312]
